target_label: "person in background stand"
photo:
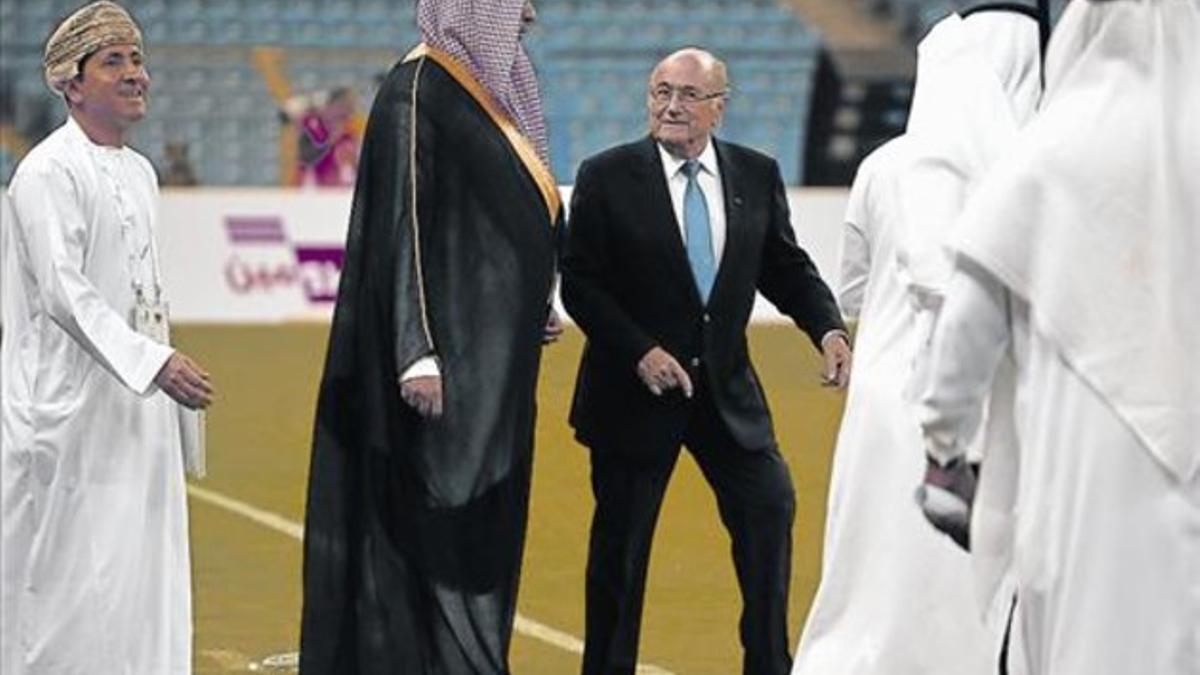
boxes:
[293,86,361,187]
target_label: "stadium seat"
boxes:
[0,0,831,185]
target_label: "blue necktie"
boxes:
[683,160,716,303]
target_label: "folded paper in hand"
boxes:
[179,407,206,479]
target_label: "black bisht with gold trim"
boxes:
[299,47,560,674]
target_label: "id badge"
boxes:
[133,296,171,344]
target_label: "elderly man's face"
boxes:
[519,1,537,37]
[66,43,150,130]
[647,54,726,160]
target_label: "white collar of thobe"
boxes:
[64,114,130,158]
[658,140,718,182]
[62,115,164,299]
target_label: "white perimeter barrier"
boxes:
[1,187,850,323]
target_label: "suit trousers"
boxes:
[580,383,796,675]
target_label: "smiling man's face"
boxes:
[66,43,150,133]
[647,50,726,160]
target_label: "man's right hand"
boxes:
[916,455,977,551]
[543,307,565,344]
[155,351,214,410]
[400,375,443,418]
[637,346,694,398]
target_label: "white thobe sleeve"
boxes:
[897,155,967,314]
[837,220,870,321]
[9,165,173,395]
[918,260,1012,465]
[399,356,440,381]
[398,283,563,382]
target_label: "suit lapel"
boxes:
[636,137,701,302]
[711,139,744,305]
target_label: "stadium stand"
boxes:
[862,0,1047,41]
[0,0,827,185]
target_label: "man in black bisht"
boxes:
[298,1,562,673]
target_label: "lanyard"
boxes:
[95,149,163,303]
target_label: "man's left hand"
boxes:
[820,331,852,388]
[400,375,443,419]
[543,307,564,344]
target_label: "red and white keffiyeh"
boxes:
[417,0,549,163]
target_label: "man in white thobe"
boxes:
[918,1,1199,673]
[792,9,1041,675]
[1,3,214,673]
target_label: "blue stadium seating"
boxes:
[871,0,1025,40]
[0,0,820,185]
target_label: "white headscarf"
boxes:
[899,11,1042,301]
[953,0,1200,481]
[960,10,1043,127]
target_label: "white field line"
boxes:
[187,484,676,675]
[188,484,304,539]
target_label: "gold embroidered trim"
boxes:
[403,43,561,223]
[409,55,436,353]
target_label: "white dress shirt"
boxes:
[657,140,727,266]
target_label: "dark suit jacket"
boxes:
[562,136,845,455]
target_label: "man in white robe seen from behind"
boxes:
[918,0,1199,673]
[1,2,214,673]
[793,8,1041,675]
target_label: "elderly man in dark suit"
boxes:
[562,47,853,675]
